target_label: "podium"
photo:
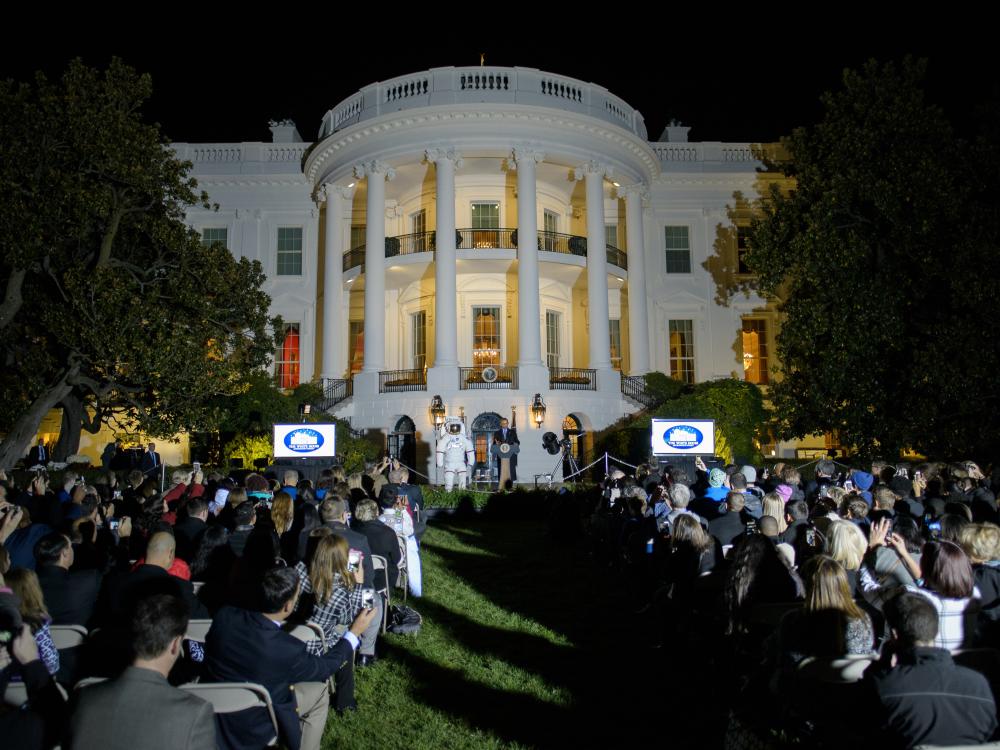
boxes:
[490,441,520,488]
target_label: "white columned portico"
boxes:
[354,160,395,395]
[623,184,651,375]
[576,161,613,372]
[319,183,353,382]
[511,147,546,388]
[426,148,462,393]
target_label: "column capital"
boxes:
[620,182,650,206]
[510,146,545,168]
[424,147,464,168]
[574,160,613,181]
[316,183,356,204]
[354,160,396,181]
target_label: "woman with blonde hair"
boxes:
[825,519,867,594]
[5,568,60,675]
[959,523,1000,630]
[293,531,366,654]
[762,493,787,535]
[271,491,294,535]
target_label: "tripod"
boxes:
[558,445,581,481]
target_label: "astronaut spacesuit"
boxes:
[436,418,474,490]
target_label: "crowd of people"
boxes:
[589,456,1000,748]
[0,456,425,750]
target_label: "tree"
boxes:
[741,59,1000,459]
[0,59,278,466]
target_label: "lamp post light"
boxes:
[530,393,546,428]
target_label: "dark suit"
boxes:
[708,510,748,547]
[493,427,519,481]
[100,564,208,625]
[324,521,374,588]
[36,564,101,626]
[204,606,355,750]
[139,449,162,476]
[26,444,49,466]
[352,518,402,590]
[70,666,215,750]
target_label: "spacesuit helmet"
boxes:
[448,422,462,435]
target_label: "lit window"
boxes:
[546,311,560,369]
[470,202,501,249]
[609,319,622,371]
[276,323,300,388]
[668,320,695,384]
[411,311,426,370]
[201,227,228,249]
[472,306,501,367]
[742,318,769,385]
[411,210,426,252]
[543,210,559,251]
[605,224,619,249]
[276,227,303,276]
[350,225,366,250]
[665,226,691,273]
[349,321,364,374]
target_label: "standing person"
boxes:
[26,439,49,467]
[69,594,216,750]
[492,418,519,486]
[139,443,161,477]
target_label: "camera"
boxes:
[361,588,375,610]
[109,519,120,532]
[347,550,361,573]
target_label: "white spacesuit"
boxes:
[436,418,475,491]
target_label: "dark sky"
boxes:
[2,17,994,145]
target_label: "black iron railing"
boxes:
[456,228,516,250]
[621,374,656,408]
[548,367,597,391]
[386,231,435,257]
[606,245,628,270]
[537,231,587,256]
[343,247,365,272]
[459,366,518,390]
[315,378,353,411]
[379,369,427,393]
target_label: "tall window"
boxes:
[350,225,366,249]
[543,210,559,251]
[737,227,752,274]
[742,318,769,384]
[665,226,691,273]
[609,319,622,371]
[545,311,561,369]
[605,224,619,249]
[472,306,501,367]
[276,227,303,276]
[471,201,500,249]
[349,321,364,374]
[201,227,228,249]
[276,323,300,388]
[411,210,426,252]
[411,311,426,370]
[668,320,695,384]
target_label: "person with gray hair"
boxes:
[351,499,401,596]
[281,470,300,501]
[666,483,705,529]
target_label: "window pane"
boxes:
[665,226,691,273]
[546,310,560,369]
[349,321,364,374]
[201,228,228,249]
[742,319,769,385]
[276,323,300,388]
[668,319,695,384]
[605,224,618,249]
[609,319,622,371]
[471,202,500,229]
[277,227,303,276]
[412,311,426,370]
[411,211,426,252]
[472,306,501,366]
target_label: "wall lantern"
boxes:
[530,393,546,427]
[430,395,446,426]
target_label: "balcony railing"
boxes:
[342,230,627,272]
[316,378,353,411]
[459,366,518,390]
[549,367,597,391]
[379,369,427,393]
[621,374,656,408]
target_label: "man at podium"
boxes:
[491,418,519,489]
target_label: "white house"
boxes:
[176,65,799,483]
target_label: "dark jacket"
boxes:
[352,518,402,590]
[36,564,101,626]
[99,564,208,625]
[708,510,747,547]
[173,516,208,562]
[324,521,374,587]
[204,606,354,750]
[865,647,997,748]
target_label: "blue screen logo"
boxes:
[664,425,703,450]
[284,428,324,453]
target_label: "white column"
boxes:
[623,184,651,375]
[576,161,612,371]
[512,147,545,368]
[319,184,353,380]
[425,148,462,368]
[355,160,395,374]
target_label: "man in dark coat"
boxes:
[34,533,101,626]
[492,418,519,483]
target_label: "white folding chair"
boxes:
[796,654,877,684]
[180,682,280,746]
[287,621,335,691]
[396,536,408,602]
[49,624,88,650]
[74,676,108,690]
[4,680,68,708]
[371,554,390,634]
[186,618,213,642]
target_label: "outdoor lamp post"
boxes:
[430,395,446,427]
[531,393,546,427]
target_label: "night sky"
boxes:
[2,17,995,145]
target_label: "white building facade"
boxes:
[177,66,788,483]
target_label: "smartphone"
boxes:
[113,489,122,500]
[361,588,375,610]
[109,519,120,531]
[844,480,854,491]
[193,461,201,473]
[927,520,942,539]
[347,550,361,572]
[214,488,230,505]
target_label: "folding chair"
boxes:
[186,618,213,642]
[371,554,390,634]
[796,654,876,684]
[287,622,334,692]
[74,676,108,690]
[192,581,205,594]
[396,536,408,602]
[180,682,280,747]
[49,624,88,650]
[4,680,68,708]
